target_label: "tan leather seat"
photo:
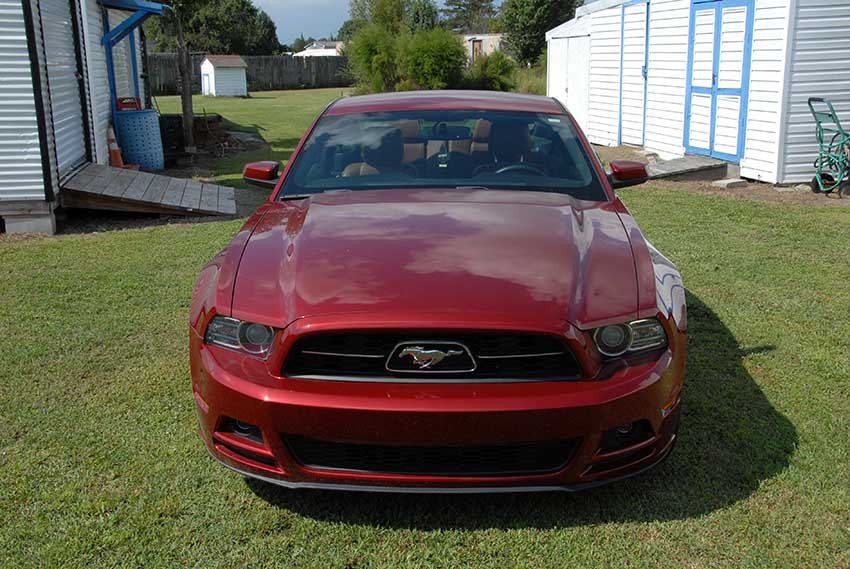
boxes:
[341,162,379,177]
[341,127,405,177]
[449,139,471,155]
[470,119,491,155]
[394,120,425,164]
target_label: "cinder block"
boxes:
[712,178,748,190]
[2,211,56,235]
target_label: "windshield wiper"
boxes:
[279,189,351,201]
[455,185,491,190]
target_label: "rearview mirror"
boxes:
[608,160,649,189]
[243,161,280,189]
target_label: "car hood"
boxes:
[231,188,640,330]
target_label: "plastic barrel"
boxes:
[114,109,165,170]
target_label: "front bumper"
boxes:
[191,323,684,492]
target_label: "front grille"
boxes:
[285,436,579,476]
[283,331,582,381]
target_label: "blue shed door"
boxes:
[684,0,754,162]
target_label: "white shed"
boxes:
[546,0,850,185]
[201,55,248,97]
[0,0,151,234]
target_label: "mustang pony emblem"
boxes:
[398,346,464,369]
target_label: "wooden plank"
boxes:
[180,180,203,210]
[217,185,237,214]
[85,166,121,195]
[141,175,170,204]
[123,171,155,201]
[198,183,219,213]
[62,189,218,216]
[63,171,97,191]
[102,169,137,198]
[161,177,187,207]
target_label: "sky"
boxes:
[252,0,360,45]
[253,0,505,46]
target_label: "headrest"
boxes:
[363,127,404,168]
[489,121,530,163]
[472,119,492,142]
[394,120,421,140]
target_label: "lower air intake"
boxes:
[284,436,579,477]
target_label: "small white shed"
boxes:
[547,0,850,185]
[200,55,248,97]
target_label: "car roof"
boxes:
[326,90,565,116]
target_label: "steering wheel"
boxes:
[494,163,547,176]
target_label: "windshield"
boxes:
[279,109,607,201]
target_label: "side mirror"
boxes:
[243,161,280,189]
[608,160,649,189]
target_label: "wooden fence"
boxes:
[147,54,350,95]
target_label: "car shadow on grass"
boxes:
[246,291,797,529]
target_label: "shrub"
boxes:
[512,50,547,95]
[346,24,399,93]
[397,29,466,90]
[465,51,516,91]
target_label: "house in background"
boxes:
[546,0,850,185]
[462,33,502,64]
[0,0,150,233]
[201,55,248,97]
[293,41,343,57]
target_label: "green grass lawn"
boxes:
[2,90,850,567]
[154,88,347,188]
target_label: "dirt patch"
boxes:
[647,178,849,208]
[594,145,849,208]
[593,145,647,165]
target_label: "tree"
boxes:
[404,0,438,32]
[349,0,371,21]
[145,0,281,55]
[153,0,207,153]
[397,29,466,89]
[441,0,494,32]
[338,19,367,42]
[291,34,316,53]
[502,0,575,65]
[371,0,405,33]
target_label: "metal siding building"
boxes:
[0,0,145,233]
[546,0,850,184]
[0,0,47,204]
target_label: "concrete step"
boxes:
[712,178,748,190]
[647,154,730,181]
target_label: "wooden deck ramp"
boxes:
[61,164,237,216]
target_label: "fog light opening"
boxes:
[599,420,655,453]
[222,417,264,444]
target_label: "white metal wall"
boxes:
[81,0,110,164]
[0,0,45,200]
[40,0,87,177]
[587,6,622,145]
[643,0,690,159]
[737,0,791,182]
[547,37,568,107]
[620,2,649,145]
[776,0,850,184]
[213,68,247,97]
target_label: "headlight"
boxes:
[204,316,275,358]
[593,318,667,357]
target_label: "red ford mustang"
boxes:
[190,91,687,493]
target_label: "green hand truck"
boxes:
[807,97,850,197]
